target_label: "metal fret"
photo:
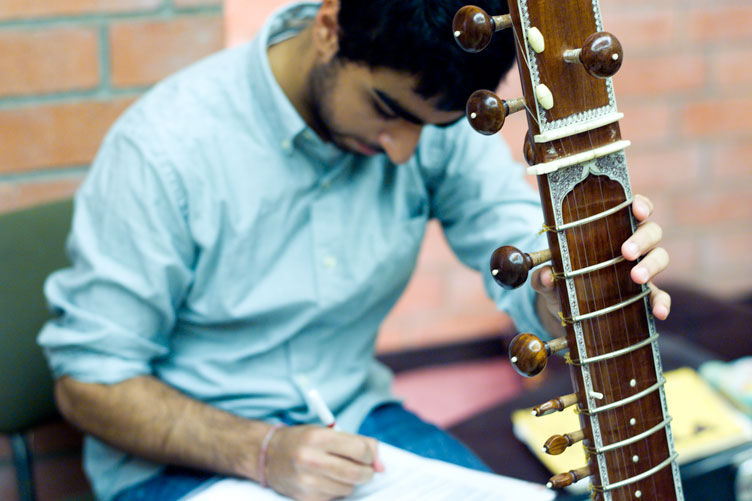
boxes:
[553,255,625,280]
[588,417,673,454]
[593,454,679,492]
[563,289,650,324]
[573,334,659,365]
[581,378,666,416]
[550,197,634,233]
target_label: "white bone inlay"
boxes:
[527,140,631,176]
[534,112,623,143]
[630,379,637,387]
[630,418,637,426]
[528,27,545,53]
[536,84,554,110]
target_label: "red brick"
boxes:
[389,272,445,317]
[0,0,160,20]
[713,46,752,89]
[0,27,99,97]
[173,0,221,6]
[600,7,676,53]
[711,142,752,181]
[671,188,752,228]
[615,53,706,97]
[704,231,752,272]
[627,146,703,194]
[225,0,285,46]
[689,5,752,43]
[697,267,752,299]
[0,99,133,174]
[681,97,752,138]
[110,15,224,88]
[0,177,83,214]
[416,220,458,269]
[619,102,673,145]
[659,235,700,282]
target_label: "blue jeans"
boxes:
[113,403,489,501]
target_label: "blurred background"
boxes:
[0,0,750,498]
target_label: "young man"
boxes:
[38,1,670,500]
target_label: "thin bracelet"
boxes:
[258,424,284,488]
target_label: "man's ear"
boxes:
[313,0,340,62]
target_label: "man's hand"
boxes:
[264,425,384,501]
[531,194,671,337]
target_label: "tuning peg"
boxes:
[452,5,512,53]
[543,429,585,455]
[533,393,577,417]
[563,31,623,79]
[490,245,551,289]
[465,90,525,135]
[523,134,536,166]
[509,333,567,377]
[547,465,591,489]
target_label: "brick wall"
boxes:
[228,0,752,352]
[0,0,224,212]
[0,1,223,499]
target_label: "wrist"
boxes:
[257,424,284,488]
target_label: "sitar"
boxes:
[452,1,684,499]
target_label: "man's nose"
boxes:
[378,123,423,165]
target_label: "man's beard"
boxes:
[306,59,338,144]
[305,59,384,156]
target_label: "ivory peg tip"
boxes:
[454,30,461,38]
[528,27,545,53]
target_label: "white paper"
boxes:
[184,443,555,500]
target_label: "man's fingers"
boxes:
[530,265,554,294]
[648,282,671,320]
[631,247,669,284]
[632,194,654,221]
[622,221,663,261]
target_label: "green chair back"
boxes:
[0,198,73,433]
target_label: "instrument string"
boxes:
[511,24,543,129]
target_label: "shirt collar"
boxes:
[251,2,346,164]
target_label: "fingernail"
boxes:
[624,242,639,259]
[541,267,552,287]
[654,304,668,320]
[633,266,648,283]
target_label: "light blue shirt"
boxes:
[38,3,547,499]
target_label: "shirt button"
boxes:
[323,256,337,269]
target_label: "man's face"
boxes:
[306,59,464,165]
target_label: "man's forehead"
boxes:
[368,69,464,125]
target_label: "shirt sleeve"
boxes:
[38,121,196,383]
[418,120,551,339]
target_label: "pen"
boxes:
[307,388,338,430]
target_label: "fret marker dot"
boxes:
[632,455,639,463]
[635,490,642,498]
[630,379,637,387]
[630,418,637,426]
[470,112,478,119]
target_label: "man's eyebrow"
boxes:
[374,89,425,126]
[374,89,462,128]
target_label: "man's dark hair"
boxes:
[336,0,515,112]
